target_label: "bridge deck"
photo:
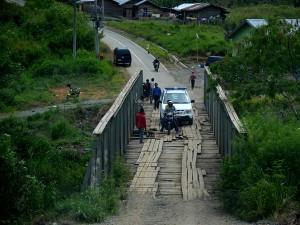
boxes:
[124,101,221,200]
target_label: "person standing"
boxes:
[189,71,196,89]
[152,83,161,110]
[149,78,155,104]
[144,79,151,100]
[136,107,147,144]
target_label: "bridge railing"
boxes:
[82,69,143,189]
[204,67,246,156]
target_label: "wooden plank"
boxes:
[181,150,188,200]
[197,168,209,196]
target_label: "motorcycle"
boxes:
[153,62,159,72]
[66,83,81,100]
[163,112,176,135]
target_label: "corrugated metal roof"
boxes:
[114,0,131,5]
[173,3,210,11]
[76,0,94,3]
[246,19,268,28]
[173,3,194,11]
[135,0,149,6]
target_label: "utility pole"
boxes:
[196,33,199,62]
[94,0,99,58]
[73,0,77,58]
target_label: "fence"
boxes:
[204,67,246,156]
[82,69,143,189]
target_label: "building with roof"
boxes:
[172,3,228,23]
[77,0,170,19]
[77,0,228,21]
[226,19,268,41]
[226,19,299,41]
[118,0,170,18]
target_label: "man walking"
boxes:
[136,107,146,144]
[152,83,161,110]
[189,71,196,89]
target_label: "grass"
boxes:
[107,21,230,58]
[0,49,127,113]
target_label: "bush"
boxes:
[54,157,131,223]
[220,113,300,222]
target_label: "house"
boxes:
[77,0,226,21]
[226,19,268,42]
[116,0,170,19]
[172,3,228,23]
[78,0,168,19]
[226,19,300,41]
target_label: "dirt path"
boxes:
[0,99,113,120]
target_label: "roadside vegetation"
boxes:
[210,15,300,224]
[0,0,130,224]
[224,4,300,33]
[0,0,125,113]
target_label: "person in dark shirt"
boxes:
[152,83,161,110]
[189,71,196,89]
[160,100,179,133]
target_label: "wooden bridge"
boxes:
[125,101,221,200]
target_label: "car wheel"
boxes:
[188,119,193,125]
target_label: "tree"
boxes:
[213,19,300,120]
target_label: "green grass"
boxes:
[107,21,230,58]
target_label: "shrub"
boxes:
[220,113,300,222]
[50,119,75,140]
[54,157,131,223]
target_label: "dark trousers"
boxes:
[191,80,195,89]
[154,96,160,110]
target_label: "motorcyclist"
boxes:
[153,57,160,70]
[160,100,179,133]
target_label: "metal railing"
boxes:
[82,69,143,188]
[204,67,246,156]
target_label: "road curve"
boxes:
[102,29,184,89]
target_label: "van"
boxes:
[113,47,132,66]
[205,56,223,66]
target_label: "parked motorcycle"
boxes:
[66,83,81,100]
[154,62,159,72]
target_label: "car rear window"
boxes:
[117,49,130,55]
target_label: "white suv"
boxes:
[159,87,195,125]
